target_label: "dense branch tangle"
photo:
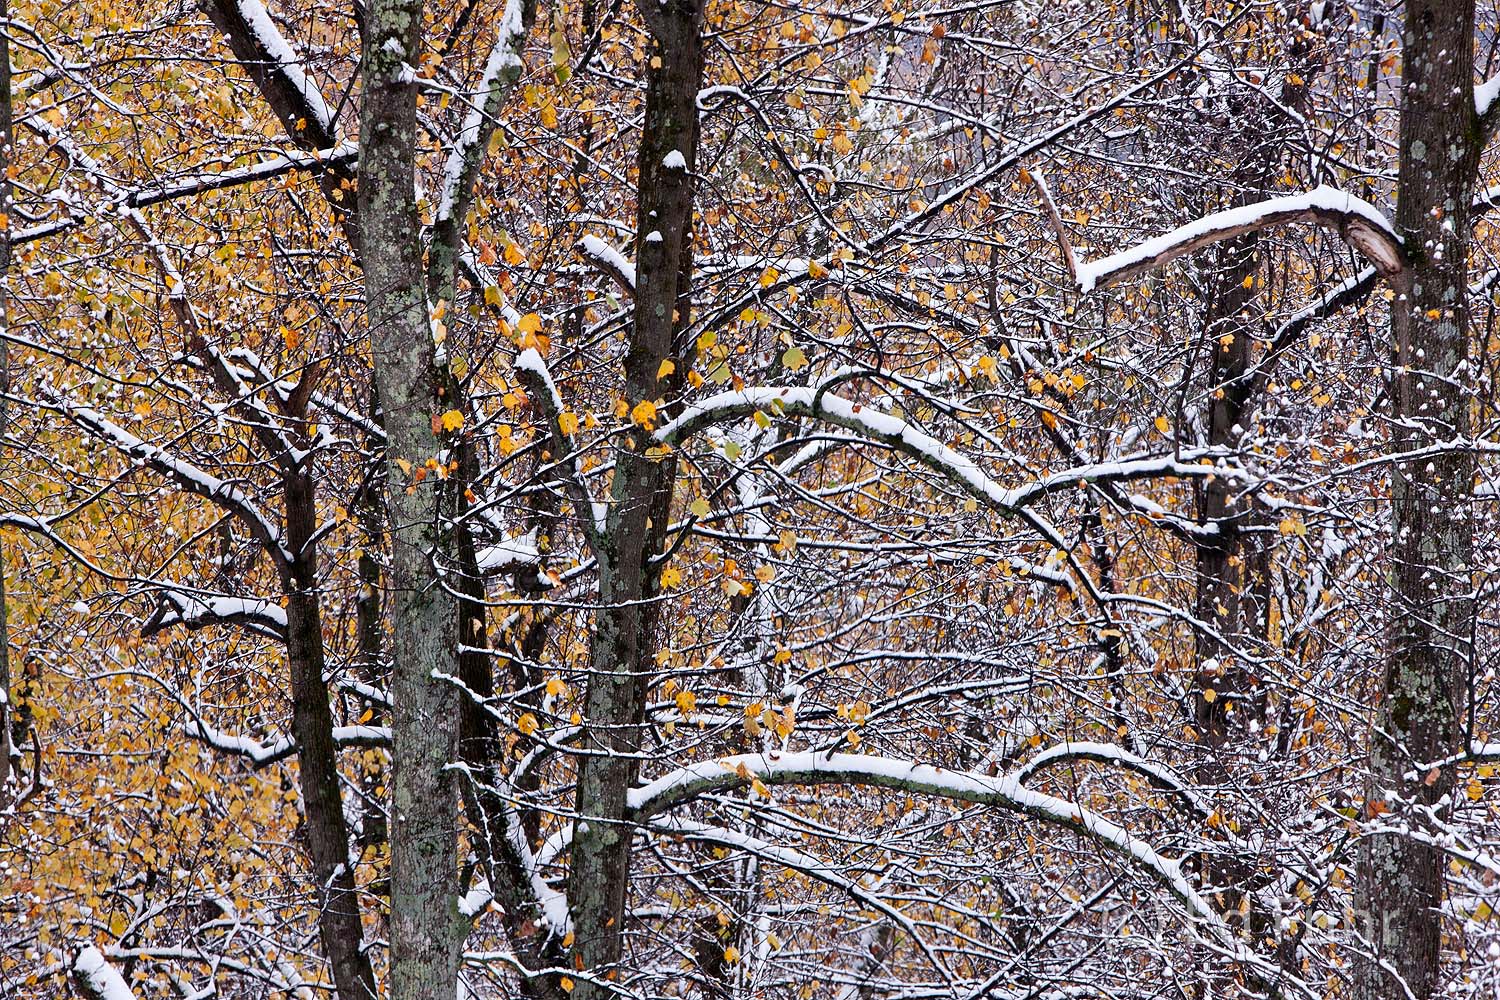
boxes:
[2,3,1500,1000]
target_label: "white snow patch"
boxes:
[74,946,137,1000]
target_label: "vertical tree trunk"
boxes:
[0,0,13,806]
[282,467,378,999]
[360,0,464,995]
[1356,4,1479,999]
[567,1,704,992]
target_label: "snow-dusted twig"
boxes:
[1028,166,1078,283]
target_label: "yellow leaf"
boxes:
[484,285,502,306]
[519,313,543,334]
[558,411,580,436]
[1154,416,1171,434]
[689,498,711,518]
[660,566,683,589]
[657,359,676,379]
[516,712,539,735]
[546,677,567,698]
[781,346,808,370]
[723,945,741,964]
[807,259,829,279]
[1241,273,1255,289]
[439,409,465,432]
[630,399,658,427]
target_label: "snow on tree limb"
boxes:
[47,392,293,569]
[182,720,390,768]
[71,946,138,1000]
[141,590,290,642]
[201,0,336,145]
[435,0,527,225]
[575,234,637,293]
[624,750,1223,929]
[1027,166,1079,282]
[1074,185,1406,292]
[657,382,1236,516]
[13,142,358,245]
[1478,74,1500,122]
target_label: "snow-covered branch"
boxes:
[14,143,358,246]
[140,590,289,643]
[575,234,636,293]
[1074,185,1407,292]
[436,0,528,225]
[48,392,292,569]
[202,0,338,146]
[182,720,390,769]
[625,750,1219,926]
[72,947,138,1000]
[657,382,1235,516]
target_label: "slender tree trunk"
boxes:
[354,461,390,850]
[568,1,703,991]
[0,0,13,807]
[1356,4,1479,999]
[283,469,377,999]
[361,0,464,994]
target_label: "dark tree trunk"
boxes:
[0,0,13,808]
[567,0,704,992]
[283,469,378,999]
[1356,4,1479,999]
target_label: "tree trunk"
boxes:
[1356,4,1479,999]
[0,0,13,807]
[567,0,704,992]
[360,0,464,995]
[283,468,377,999]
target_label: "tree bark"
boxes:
[283,465,378,999]
[1356,4,1479,999]
[360,0,464,995]
[567,1,704,992]
[0,0,13,807]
